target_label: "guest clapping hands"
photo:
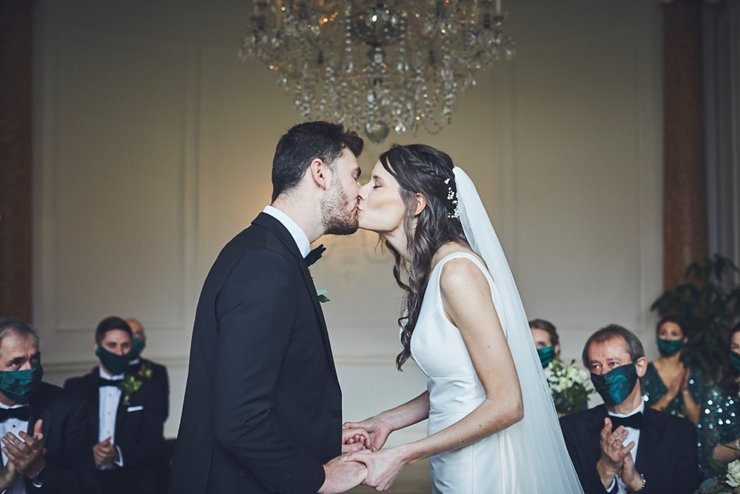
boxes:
[641,316,703,423]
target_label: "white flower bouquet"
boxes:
[698,459,740,494]
[543,358,593,414]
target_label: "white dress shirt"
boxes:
[263,206,311,258]
[607,401,644,494]
[98,368,124,469]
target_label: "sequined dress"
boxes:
[696,385,739,478]
[641,362,705,418]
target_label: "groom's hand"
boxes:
[317,455,367,494]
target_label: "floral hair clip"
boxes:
[443,178,460,219]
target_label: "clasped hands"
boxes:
[596,418,643,493]
[0,419,46,489]
[338,415,406,492]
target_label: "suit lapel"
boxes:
[635,409,661,477]
[253,213,340,385]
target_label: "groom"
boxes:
[169,122,367,494]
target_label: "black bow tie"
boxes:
[99,378,122,388]
[305,244,326,267]
[609,412,643,430]
[0,406,30,422]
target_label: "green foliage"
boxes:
[650,255,740,381]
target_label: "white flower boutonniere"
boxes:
[316,288,330,304]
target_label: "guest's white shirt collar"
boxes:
[98,367,124,380]
[263,205,311,258]
[608,400,645,418]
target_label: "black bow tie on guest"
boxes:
[304,244,326,267]
[99,377,122,388]
[609,412,643,430]
[0,406,30,422]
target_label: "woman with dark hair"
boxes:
[696,323,740,477]
[343,145,583,492]
[641,316,704,423]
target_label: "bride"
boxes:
[343,144,584,493]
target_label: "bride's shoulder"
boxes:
[436,249,488,289]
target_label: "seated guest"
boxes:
[641,316,703,423]
[697,323,740,478]
[529,318,561,367]
[560,324,700,494]
[530,318,590,414]
[64,316,166,494]
[0,317,94,493]
[125,318,169,419]
[125,317,170,494]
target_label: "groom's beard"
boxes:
[322,179,358,236]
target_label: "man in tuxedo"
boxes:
[64,316,166,494]
[169,122,368,494]
[560,324,700,494]
[0,317,94,494]
[125,318,170,493]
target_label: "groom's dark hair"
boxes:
[270,121,364,202]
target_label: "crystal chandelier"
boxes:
[239,1,514,143]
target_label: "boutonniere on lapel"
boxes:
[316,288,330,304]
[118,375,143,406]
[138,361,154,380]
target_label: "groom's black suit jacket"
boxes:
[169,213,342,494]
[560,405,700,494]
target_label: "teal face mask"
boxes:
[590,363,638,407]
[657,338,685,357]
[729,351,740,373]
[0,365,43,404]
[96,346,131,375]
[129,338,146,361]
[537,346,556,367]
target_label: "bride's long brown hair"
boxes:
[378,145,469,370]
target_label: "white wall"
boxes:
[32,0,663,440]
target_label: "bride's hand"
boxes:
[342,427,370,453]
[343,415,393,452]
[344,447,408,491]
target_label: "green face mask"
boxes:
[537,346,556,368]
[0,365,43,404]
[657,338,685,357]
[96,346,131,375]
[729,351,740,373]
[590,363,638,407]
[129,338,146,361]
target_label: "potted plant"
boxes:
[650,254,740,381]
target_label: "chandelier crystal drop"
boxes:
[239,1,514,143]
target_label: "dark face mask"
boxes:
[0,365,43,404]
[537,346,556,368]
[590,363,639,407]
[96,346,131,375]
[129,338,146,361]
[657,338,685,357]
[729,351,740,373]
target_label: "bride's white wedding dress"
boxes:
[406,168,584,493]
[412,252,509,492]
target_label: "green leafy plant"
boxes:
[650,255,740,381]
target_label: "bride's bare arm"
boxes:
[343,391,430,451]
[346,257,524,489]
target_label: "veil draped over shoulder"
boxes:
[453,167,585,493]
